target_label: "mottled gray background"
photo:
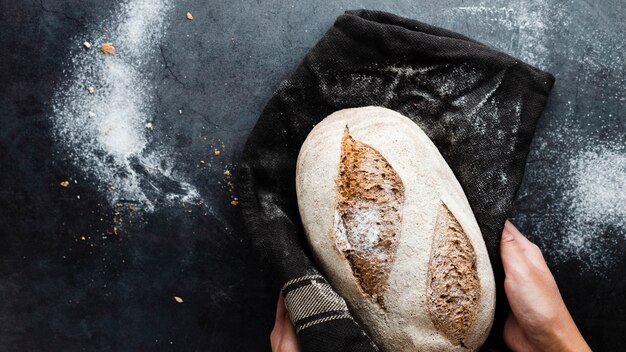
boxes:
[1,0,624,350]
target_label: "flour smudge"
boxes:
[51,0,200,212]
[438,1,626,271]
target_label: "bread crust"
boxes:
[296,106,495,351]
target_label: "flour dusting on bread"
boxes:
[334,126,404,306]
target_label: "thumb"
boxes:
[500,221,529,278]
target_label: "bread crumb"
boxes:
[200,160,205,164]
[87,86,96,94]
[145,122,153,129]
[214,149,221,156]
[100,42,116,55]
[80,236,86,241]
[88,111,96,118]
[174,296,184,303]
[223,170,230,176]
[83,41,92,49]
[60,181,70,187]
[113,227,118,236]
[230,200,238,206]
[186,12,193,20]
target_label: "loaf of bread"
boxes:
[296,106,495,351]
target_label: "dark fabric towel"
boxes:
[239,9,555,351]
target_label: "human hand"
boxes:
[500,220,591,352]
[270,294,301,352]
[269,221,591,352]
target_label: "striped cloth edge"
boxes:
[281,274,355,332]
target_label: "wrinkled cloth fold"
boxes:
[240,9,554,352]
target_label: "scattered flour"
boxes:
[51,0,200,211]
[383,62,504,138]
[555,145,626,266]
[442,3,551,69]
[569,147,626,225]
[436,0,626,271]
[517,142,626,272]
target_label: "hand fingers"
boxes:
[500,222,530,278]
[271,293,301,352]
[275,294,287,328]
[503,313,520,349]
[503,220,549,270]
[503,313,533,352]
[271,294,287,350]
[504,221,534,251]
[279,313,301,351]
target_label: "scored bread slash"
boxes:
[60,181,70,187]
[186,12,193,20]
[100,42,116,55]
[174,296,184,303]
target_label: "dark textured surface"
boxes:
[0,1,624,351]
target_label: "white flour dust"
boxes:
[555,145,626,266]
[436,0,626,270]
[518,142,626,271]
[569,147,626,225]
[441,3,551,69]
[51,0,200,211]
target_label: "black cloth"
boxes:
[239,9,554,351]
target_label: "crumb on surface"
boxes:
[186,12,193,20]
[174,296,184,303]
[60,181,70,187]
[100,42,116,55]
[87,86,96,94]
[230,200,238,206]
[214,149,221,156]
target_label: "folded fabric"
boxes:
[240,9,554,351]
